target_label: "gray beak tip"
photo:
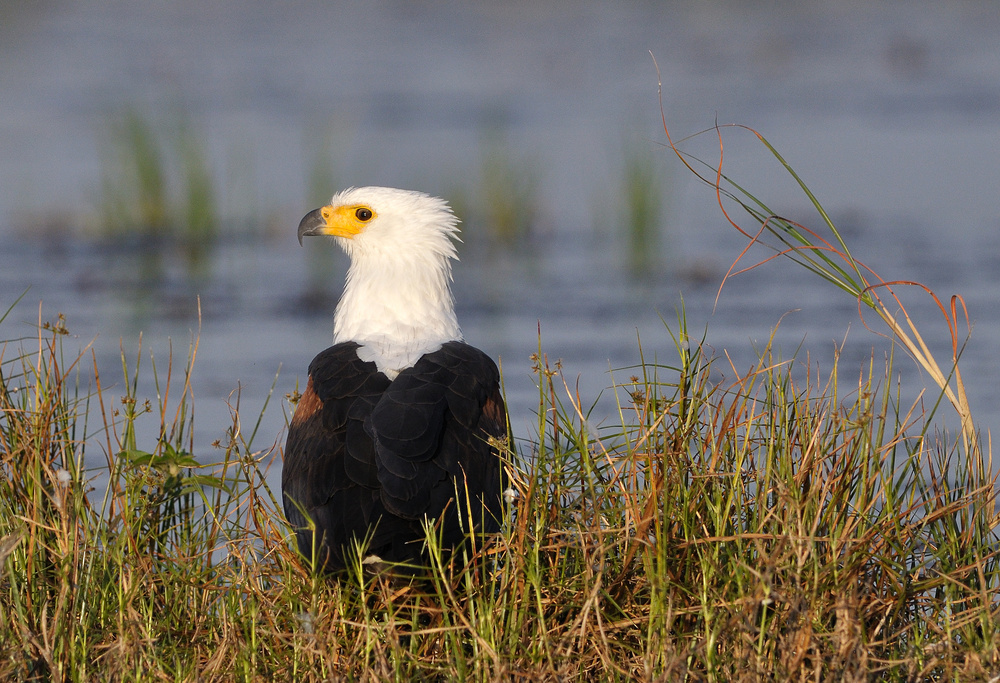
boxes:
[297,208,325,246]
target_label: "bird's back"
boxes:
[282,341,507,572]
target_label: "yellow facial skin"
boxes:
[318,204,377,238]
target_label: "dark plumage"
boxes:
[283,341,506,571]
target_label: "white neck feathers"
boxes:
[327,187,463,378]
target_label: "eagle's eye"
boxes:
[355,207,373,221]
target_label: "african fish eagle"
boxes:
[282,186,508,572]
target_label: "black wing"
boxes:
[282,341,507,572]
[371,341,508,549]
[282,342,390,569]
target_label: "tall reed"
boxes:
[96,108,219,277]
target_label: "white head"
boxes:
[298,186,463,377]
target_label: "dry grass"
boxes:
[1,299,997,681]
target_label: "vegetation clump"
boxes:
[0,299,996,680]
[96,108,219,279]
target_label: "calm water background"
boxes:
[2,1,999,472]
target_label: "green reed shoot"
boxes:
[97,108,219,276]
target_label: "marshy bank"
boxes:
[1,296,997,680]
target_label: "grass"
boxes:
[3,109,999,678]
[96,108,219,278]
[1,298,997,680]
[476,130,539,249]
[651,58,978,456]
[619,142,666,277]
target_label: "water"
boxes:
[2,0,998,470]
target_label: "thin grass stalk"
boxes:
[651,56,979,459]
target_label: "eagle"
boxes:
[282,186,508,573]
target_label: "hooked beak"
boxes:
[297,208,325,246]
